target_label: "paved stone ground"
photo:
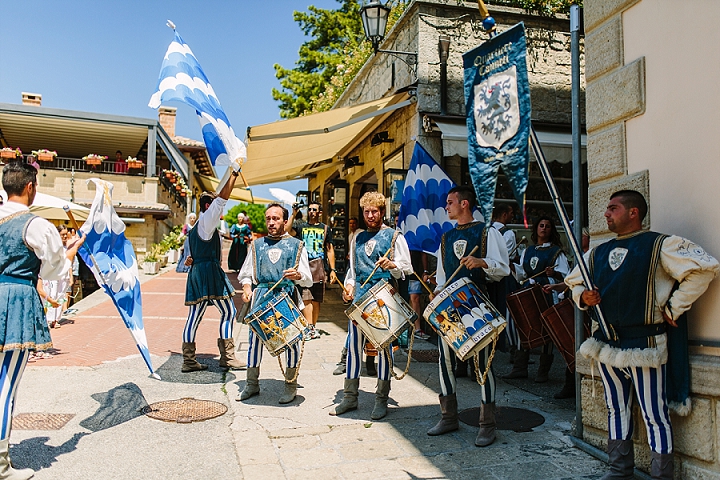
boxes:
[11,251,609,479]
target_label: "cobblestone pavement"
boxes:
[12,258,608,479]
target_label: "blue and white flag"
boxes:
[78,179,157,378]
[463,22,531,225]
[149,27,246,169]
[398,143,481,256]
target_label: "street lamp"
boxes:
[359,1,417,70]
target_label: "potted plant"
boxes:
[126,156,143,169]
[83,154,107,166]
[32,149,56,162]
[0,147,22,160]
[143,245,160,274]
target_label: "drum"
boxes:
[245,292,308,357]
[423,278,507,362]
[345,280,416,350]
[506,284,552,350]
[540,297,590,371]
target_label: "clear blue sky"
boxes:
[0,0,342,206]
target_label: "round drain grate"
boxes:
[458,406,545,432]
[142,398,227,424]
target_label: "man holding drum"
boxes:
[566,190,718,480]
[237,203,313,404]
[332,191,413,420]
[427,186,509,447]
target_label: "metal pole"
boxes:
[570,3,583,439]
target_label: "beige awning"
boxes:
[244,92,416,185]
[193,172,273,204]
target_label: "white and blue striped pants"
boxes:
[346,320,392,380]
[182,297,236,343]
[439,339,495,403]
[0,350,29,440]
[504,310,521,350]
[246,329,300,369]
[599,362,673,454]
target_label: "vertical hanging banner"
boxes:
[463,22,531,224]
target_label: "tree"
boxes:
[226,203,268,234]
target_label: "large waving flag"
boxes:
[78,179,157,378]
[148,24,246,168]
[463,22,531,225]
[398,143,481,256]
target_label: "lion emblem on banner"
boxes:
[473,65,521,150]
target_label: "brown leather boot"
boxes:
[475,402,496,447]
[278,367,298,404]
[650,451,673,480]
[503,349,529,379]
[370,379,391,420]
[181,342,208,373]
[601,439,634,480]
[330,378,360,416]
[238,367,260,400]
[554,368,576,399]
[217,338,246,370]
[535,353,554,383]
[427,393,459,436]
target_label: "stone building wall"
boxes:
[580,1,720,478]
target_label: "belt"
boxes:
[256,281,293,289]
[0,275,33,286]
[598,323,667,341]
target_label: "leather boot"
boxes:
[333,347,347,375]
[650,451,674,480]
[238,367,260,400]
[371,379,391,420]
[601,439,635,480]
[330,378,359,415]
[554,368,576,399]
[217,338,246,370]
[0,439,33,480]
[181,342,208,373]
[475,402,496,447]
[365,356,377,377]
[503,349,529,379]
[535,353,554,383]
[278,367,298,404]
[508,345,517,364]
[427,393,459,436]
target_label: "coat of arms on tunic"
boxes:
[365,239,376,257]
[608,248,628,271]
[453,240,467,259]
[473,65,521,151]
[529,256,539,271]
[267,248,282,264]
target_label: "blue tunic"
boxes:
[522,244,562,286]
[0,212,52,351]
[590,231,667,349]
[353,228,398,301]
[185,225,235,305]
[440,221,488,289]
[250,236,303,310]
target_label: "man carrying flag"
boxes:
[0,162,84,479]
[182,172,245,373]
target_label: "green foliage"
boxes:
[159,226,184,253]
[515,0,581,16]
[226,203,268,234]
[273,1,408,118]
[144,244,161,263]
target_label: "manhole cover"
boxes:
[459,406,545,432]
[411,349,439,363]
[13,413,75,430]
[142,398,227,423]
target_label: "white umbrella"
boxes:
[269,187,297,207]
[0,190,90,221]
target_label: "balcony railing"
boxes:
[14,155,149,176]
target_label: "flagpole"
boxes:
[64,207,161,380]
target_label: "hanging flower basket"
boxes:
[32,149,56,162]
[180,191,186,197]
[83,154,106,166]
[175,185,182,191]
[0,148,22,160]
[126,156,143,169]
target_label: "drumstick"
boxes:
[442,245,479,289]
[360,245,394,288]
[508,236,527,258]
[263,260,302,298]
[412,272,435,295]
[332,276,351,297]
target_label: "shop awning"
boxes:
[433,119,587,162]
[244,92,416,185]
[193,172,273,204]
